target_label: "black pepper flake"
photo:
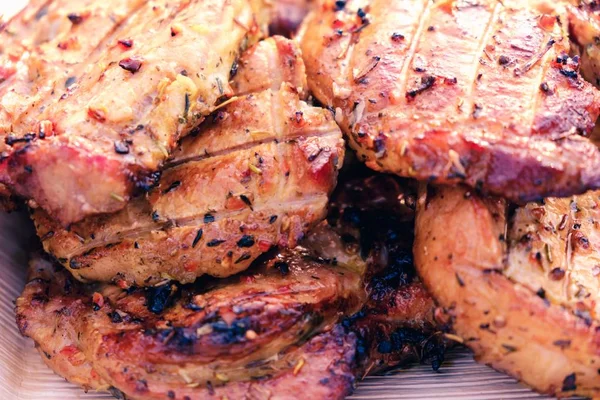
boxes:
[204,213,215,223]
[235,253,252,264]
[65,76,77,89]
[207,239,226,247]
[167,391,175,399]
[230,60,238,79]
[119,57,142,74]
[269,215,277,224]
[559,68,578,79]
[237,235,255,248]
[427,25,435,31]
[114,140,130,154]
[152,211,160,222]
[334,0,346,10]
[391,32,405,42]
[134,241,139,249]
[406,75,436,99]
[498,55,511,66]
[24,165,33,174]
[69,259,81,270]
[473,103,483,119]
[274,261,290,275]
[67,13,84,25]
[562,373,576,392]
[553,339,571,349]
[240,194,253,209]
[118,39,133,48]
[455,273,465,287]
[192,229,203,248]
[6,132,35,146]
[162,180,181,194]
[183,92,190,120]
[107,311,123,323]
[540,82,550,93]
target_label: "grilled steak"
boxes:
[414,185,600,398]
[32,37,344,286]
[17,167,443,400]
[0,0,268,225]
[299,0,600,203]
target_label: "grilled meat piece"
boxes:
[299,0,600,203]
[566,1,600,86]
[32,37,344,286]
[414,185,600,398]
[17,169,443,400]
[0,0,268,225]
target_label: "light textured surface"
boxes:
[0,211,564,399]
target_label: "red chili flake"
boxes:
[258,239,272,252]
[92,292,104,310]
[118,39,133,49]
[116,279,129,289]
[88,107,106,122]
[119,57,142,73]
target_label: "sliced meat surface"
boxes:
[414,185,600,398]
[32,37,344,286]
[299,0,600,202]
[1,0,268,225]
[17,169,443,400]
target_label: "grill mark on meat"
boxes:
[462,2,503,119]
[1,0,266,225]
[167,124,336,167]
[2,0,150,133]
[60,194,328,260]
[300,0,600,202]
[32,37,344,285]
[395,0,431,102]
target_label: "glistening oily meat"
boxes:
[0,0,269,225]
[17,170,444,400]
[0,0,148,211]
[414,185,600,398]
[299,0,600,202]
[566,0,600,87]
[32,37,345,286]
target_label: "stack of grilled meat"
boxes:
[4,0,600,398]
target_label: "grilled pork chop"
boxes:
[17,170,443,400]
[0,0,269,225]
[299,0,600,203]
[414,185,600,398]
[32,37,344,286]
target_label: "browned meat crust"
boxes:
[0,0,269,225]
[299,0,600,203]
[18,168,444,400]
[414,185,600,398]
[32,37,344,286]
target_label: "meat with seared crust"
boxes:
[1,0,269,225]
[17,169,443,400]
[414,185,600,398]
[32,37,344,286]
[299,0,600,203]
